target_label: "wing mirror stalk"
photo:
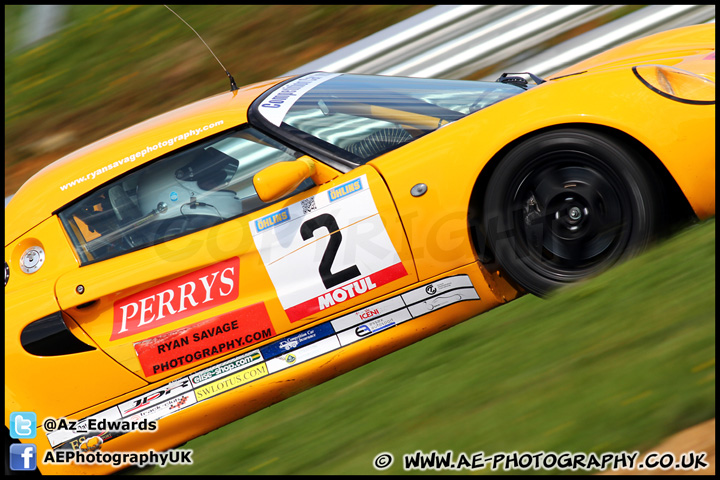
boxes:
[253,156,317,203]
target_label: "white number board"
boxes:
[250,175,407,322]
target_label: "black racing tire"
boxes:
[483,128,661,297]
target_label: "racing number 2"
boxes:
[300,213,361,289]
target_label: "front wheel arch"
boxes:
[467,124,695,295]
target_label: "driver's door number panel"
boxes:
[250,175,407,322]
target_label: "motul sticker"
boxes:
[250,174,407,323]
[133,302,275,377]
[283,263,406,322]
[111,257,239,340]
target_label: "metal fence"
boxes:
[4,5,716,207]
[285,4,715,80]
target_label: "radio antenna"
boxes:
[164,5,238,91]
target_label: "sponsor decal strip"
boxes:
[46,275,478,450]
[189,349,263,387]
[249,175,368,238]
[266,336,341,374]
[48,377,194,450]
[133,302,275,376]
[194,363,269,401]
[46,408,123,450]
[259,322,335,359]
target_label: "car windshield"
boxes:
[254,72,524,164]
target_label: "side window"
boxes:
[59,127,314,265]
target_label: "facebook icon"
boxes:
[9,443,37,471]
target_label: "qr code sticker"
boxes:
[301,196,317,214]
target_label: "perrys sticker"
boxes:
[112,257,239,340]
[133,302,275,377]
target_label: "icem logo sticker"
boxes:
[355,325,372,337]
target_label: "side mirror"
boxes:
[253,156,316,203]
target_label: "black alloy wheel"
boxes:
[483,129,661,297]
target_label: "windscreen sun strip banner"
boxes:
[256,72,341,126]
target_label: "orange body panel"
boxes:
[30,262,506,475]
[5,24,714,474]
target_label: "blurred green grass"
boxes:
[5,5,426,121]
[134,219,715,475]
[6,8,714,473]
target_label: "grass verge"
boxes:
[136,219,715,475]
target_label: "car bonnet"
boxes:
[549,23,715,81]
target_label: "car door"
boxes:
[54,126,416,382]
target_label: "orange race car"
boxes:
[4,24,714,474]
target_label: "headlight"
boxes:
[633,65,715,104]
